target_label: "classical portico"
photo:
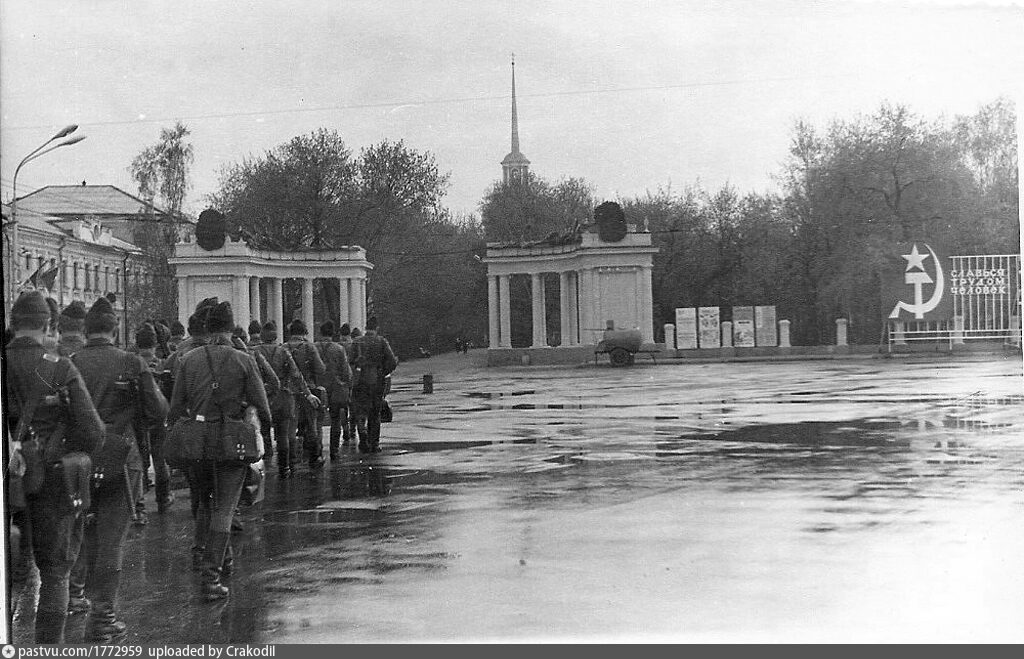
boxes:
[169,234,373,333]
[482,227,658,365]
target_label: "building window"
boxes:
[115,269,120,293]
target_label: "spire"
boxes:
[511,54,520,155]
[501,54,530,184]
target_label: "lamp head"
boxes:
[52,124,79,140]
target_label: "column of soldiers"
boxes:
[3,291,397,645]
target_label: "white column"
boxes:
[592,269,603,337]
[338,277,350,326]
[640,264,654,343]
[237,275,251,332]
[498,274,512,348]
[177,277,188,329]
[249,277,261,324]
[577,269,591,344]
[568,271,579,345]
[559,271,571,347]
[531,272,546,348]
[358,278,367,328]
[488,275,500,349]
[270,277,284,340]
[348,278,360,330]
[302,277,315,335]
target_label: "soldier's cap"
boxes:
[319,320,335,337]
[195,297,219,313]
[248,320,263,337]
[59,301,87,327]
[261,321,278,342]
[206,301,234,334]
[350,327,362,338]
[366,315,379,331]
[154,322,170,345]
[188,309,209,337]
[170,320,186,337]
[84,296,118,334]
[12,290,52,324]
[136,324,157,349]
[339,322,351,337]
[232,325,248,341]
[288,319,308,336]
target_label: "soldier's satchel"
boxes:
[164,418,207,467]
[8,356,70,502]
[203,347,262,463]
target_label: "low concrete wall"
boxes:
[486,342,1019,367]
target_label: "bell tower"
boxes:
[501,55,530,184]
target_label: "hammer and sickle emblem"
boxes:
[889,243,944,320]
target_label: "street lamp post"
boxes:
[8,124,86,304]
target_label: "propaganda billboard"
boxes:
[675,307,698,349]
[698,306,720,348]
[732,306,755,347]
[884,242,953,321]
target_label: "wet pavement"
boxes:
[11,352,1024,643]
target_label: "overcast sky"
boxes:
[2,0,1022,218]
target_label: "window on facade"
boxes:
[115,269,120,293]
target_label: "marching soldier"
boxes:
[350,316,398,453]
[247,320,264,349]
[168,301,272,601]
[4,291,105,643]
[284,320,325,468]
[56,301,87,357]
[253,321,318,479]
[337,323,358,442]
[167,320,186,354]
[67,298,168,643]
[315,321,353,459]
[135,324,174,514]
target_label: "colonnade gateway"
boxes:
[169,233,372,334]
[482,225,659,366]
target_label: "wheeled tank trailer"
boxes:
[593,327,659,366]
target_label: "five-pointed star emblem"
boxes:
[902,244,929,271]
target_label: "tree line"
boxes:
[127,99,1018,354]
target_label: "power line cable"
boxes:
[2,73,855,132]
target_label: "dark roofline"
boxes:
[17,184,175,219]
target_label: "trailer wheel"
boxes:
[609,347,633,367]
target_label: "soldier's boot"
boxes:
[85,604,127,644]
[200,532,231,601]
[221,544,234,578]
[68,578,91,615]
[34,609,67,644]
[85,569,127,644]
[155,479,174,513]
[277,448,292,480]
